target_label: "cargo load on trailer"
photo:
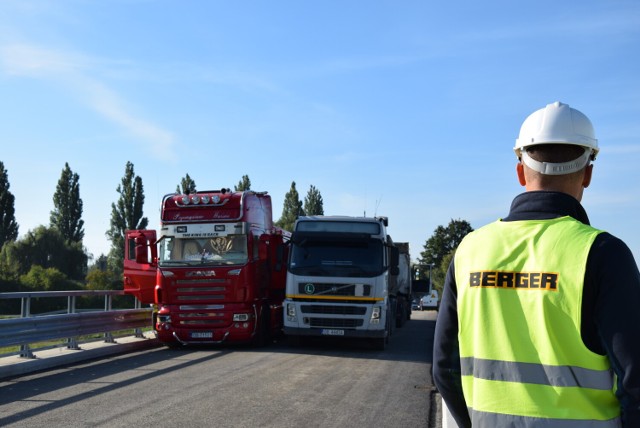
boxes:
[123,189,289,347]
[389,241,412,327]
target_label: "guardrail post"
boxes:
[134,298,146,338]
[19,344,35,359]
[19,296,35,358]
[20,296,31,317]
[1,290,153,358]
[66,295,81,350]
[103,294,116,343]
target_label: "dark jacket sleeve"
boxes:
[432,259,471,428]
[585,233,640,427]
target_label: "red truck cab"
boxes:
[124,189,288,346]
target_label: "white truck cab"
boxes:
[420,290,439,310]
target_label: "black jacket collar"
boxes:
[503,191,591,225]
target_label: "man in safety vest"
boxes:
[433,102,640,427]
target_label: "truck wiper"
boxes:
[159,260,192,266]
[198,260,237,266]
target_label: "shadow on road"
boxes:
[0,347,227,425]
[0,311,437,426]
[267,311,437,365]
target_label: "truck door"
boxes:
[123,229,157,304]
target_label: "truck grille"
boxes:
[308,318,364,328]
[298,283,371,297]
[172,279,229,302]
[300,305,367,315]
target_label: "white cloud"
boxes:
[0,42,176,160]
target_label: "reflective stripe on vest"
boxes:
[461,357,614,390]
[455,216,620,424]
[470,410,621,427]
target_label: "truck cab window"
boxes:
[159,235,248,266]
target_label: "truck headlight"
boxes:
[370,306,381,324]
[233,313,250,322]
[287,303,296,318]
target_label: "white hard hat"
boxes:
[514,102,598,175]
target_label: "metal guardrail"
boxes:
[0,290,153,359]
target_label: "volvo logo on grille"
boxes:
[186,270,216,277]
[304,283,315,294]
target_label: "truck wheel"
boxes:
[372,335,388,351]
[395,311,403,328]
[288,335,302,347]
[251,306,270,347]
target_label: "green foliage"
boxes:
[85,268,121,290]
[418,219,474,288]
[0,243,20,281]
[276,181,304,232]
[0,225,87,281]
[304,185,324,216]
[106,162,148,273]
[430,251,455,295]
[20,265,66,291]
[50,162,85,243]
[176,173,197,194]
[234,175,251,191]
[0,161,19,250]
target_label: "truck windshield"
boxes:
[289,238,384,277]
[158,235,248,266]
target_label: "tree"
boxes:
[106,162,148,273]
[430,250,455,295]
[420,219,473,267]
[418,219,474,290]
[50,162,84,243]
[234,175,251,191]
[176,173,196,194]
[304,185,324,216]
[0,161,19,250]
[0,225,87,281]
[20,265,80,291]
[84,254,121,290]
[276,181,304,231]
[86,267,120,290]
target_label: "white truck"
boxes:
[283,216,400,350]
[421,289,439,310]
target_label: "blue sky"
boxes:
[1,0,639,266]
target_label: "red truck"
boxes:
[123,189,289,347]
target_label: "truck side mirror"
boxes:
[134,234,149,264]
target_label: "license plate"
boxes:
[191,331,213,339]
[321,329,345,336]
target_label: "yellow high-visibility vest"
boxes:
[455,216,620,427]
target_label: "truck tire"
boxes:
[372,313,390,350]
[251,306,270,347]
[288,335,303,347]
[372,337,387,351]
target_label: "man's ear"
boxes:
[582,164,593,188]
[517,162,526,186]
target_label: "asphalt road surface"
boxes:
[0,310,438,428]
